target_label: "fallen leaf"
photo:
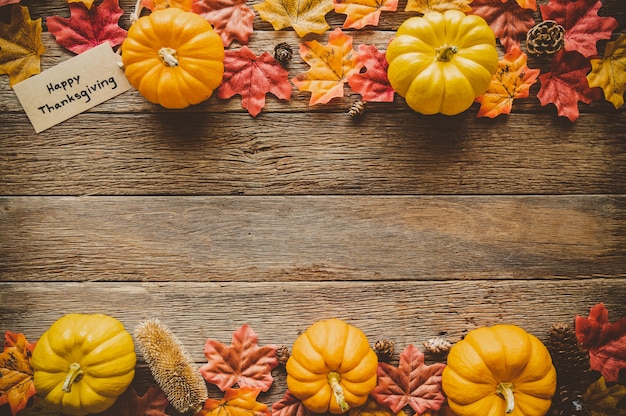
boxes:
[470,0,536,52]
[405,0,472,13]
[371,344,446,415]
[583,377,626,416]
[350,397,407,416]
[334,0,398,30]
[191,0,255,46]
[0,5,45,86]
[271,390,313,416]
[196,386,271,416]
[13,396,64,416]
[576,303,626,383]
[99,386,170,416]
[68,0,96,9]
[0,332,36,416]
[513,0,535,11]
[46,0,127,54]
[587,34,626,109]
[216,46,292,117]
[539,0,618,58]
[199,324,279,392]
[475,45,540,118]
[142,0,192,11]
[347,44,394,102]
[254,0,334,37]
[293,28,363,105]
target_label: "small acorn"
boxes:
[274,42,293,65]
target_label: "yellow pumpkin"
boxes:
[442,324,557,416]
[32,314,137,416]
[386,10,499,115]
[121,8,224,109]
[286,318,378,414]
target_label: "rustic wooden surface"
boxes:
[1,0,625,415]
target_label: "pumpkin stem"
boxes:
[496,382,515,414]
[435,45,458,62]
[158,47,179,67]
[327,371,349,412]
[62,362,84,393]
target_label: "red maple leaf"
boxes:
[46,0,127,54]
[371,344,446,414]
[0,332,36,416]
[347,44,394,102]
[0,0,20,7]
[271,390,314,416]
[199,324,279,391]
[537,50,602,122]
[191,0,255,47]
[576,303,626,383]
[100,386,170,416]
[216,46,292,117]
[539,0,618,58]
[470,0,535,52]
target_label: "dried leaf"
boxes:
[142,0,192,11]
[216,46,292,117]
[0,332,36,416]
[46,0,127,54]
[513,0,535,10]
[199,324,279,392]
[271,390,313,416]
[371,344,446,415]
[196,386,271,416]
[583,377,626,416]
[405,0,472,13]
[293,28,363,105]
[475,45,540,118]
[100,386,170,416]
[350,397,408,416]
[68,0,96,9]
[587,34,626,109]
[0,5,45,86]
[334,0,398,30]
[191,0,255,47]
[13,396,64,416]
[539,0,618,58]
[576,303,626,383]
[254,0,334,37]
[347,44,394,102]
[470,0,536,52]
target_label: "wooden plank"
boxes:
[2,195,625,281]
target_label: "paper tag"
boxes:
[13,43,132,133]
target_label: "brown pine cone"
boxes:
[548,323,593,392]
[549,385,591,416]
[348,100,365,117]
[526,20,565,56]
[274,42,293,65]
[374,338,394,361]
[276,344,290,365]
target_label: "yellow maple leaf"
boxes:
[514,0,536,11]
[292,28,363,105]
[405,0,472,13]
[0,332,37,416]
[196,386,270,416]
[68,0,95,9]
[334,0,398,29]
[475,45,540,118]
[587,34,626,109]
[583,377,626,416]
[0,5,45,87]
[141,0,192,11]
[254,0,334,37]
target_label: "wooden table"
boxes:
[1,0,625,415]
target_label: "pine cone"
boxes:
[374,338,394,361]
[549,385,591,416]
[422,337,453,358]
[548,323,593,391]
[526,20,565,56]
[274,42,293,65]
[348,100,365,117]
[276,344,290,365]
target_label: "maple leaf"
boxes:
[0,331,36,416]
[405,0,472,13]
[13,396,64,416]
[334,0,398,30]
[46,0,128,54]
[191,0,254,47]
[293,28,363,105]
[539,0,618,58]
[583,377,626,416]
[371,344,446,415]
[142,0,193,11]
[271,391,314,416]
[196,386,271,416]
[475,45,540,118]
[0,5,45,86]
[254,0,334,38]
[350,397,408,416]
[537,50,601,122]
[199,324,279,392]
[575,303,626,383]
[100,385,170,416]
[470,0,535,52]
[513,0,535,11]
[587,34,626,109]
[347,44,394,102]
[68,0,96,10]
[216,46,292,117]
[0,0,20,7]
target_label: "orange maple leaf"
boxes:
[141,0,192,11]
[475,45,540,118]
[254,0,334,37]
[405,0,471,13]
[587,34,626,109]
[0,5,45,86]
[196,386,271,416]
[513,0,536,10]
[292,29,363,105]
[334,0,398,30]
[0,331,37,416]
